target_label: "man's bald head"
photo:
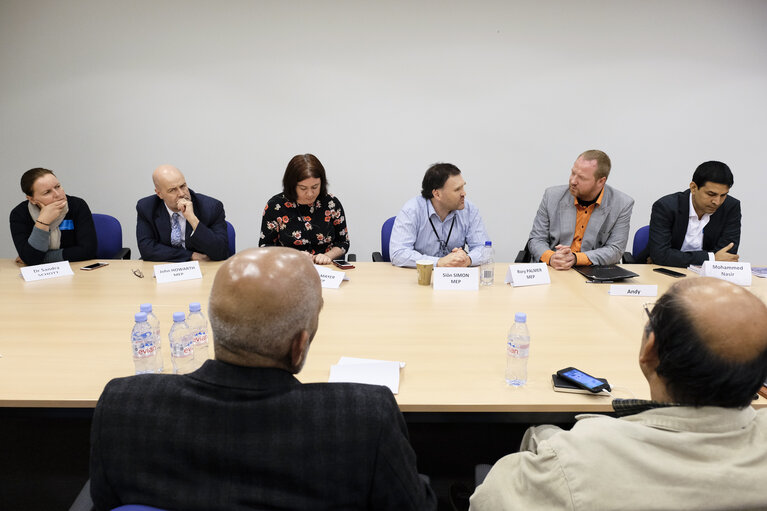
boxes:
[153,164,190,212]
[209,247,323,372]
[645,277,767,407]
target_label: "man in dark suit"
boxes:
[644,161,740,267]
[89,247,436,511]
[136,164,229,262]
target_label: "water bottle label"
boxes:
[133,342,156,358]
[482,269,493,278]
[507,344,529,358]
[193,332,208,345]
[170,340,194,358]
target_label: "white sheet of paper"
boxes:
[702,261,752,286]
[505,263,551,287]
[329,359,401,394]
[608,284,658,297]
[154,261,202,283]
[338,356,406,369]
[433,267,479,290]
[314,265,348,288]
[20,261,74,282]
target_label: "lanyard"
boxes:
[428,215,455,257]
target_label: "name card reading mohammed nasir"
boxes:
[314,265,349,289]
[608,284,658,297]
[504,263,550,287]
[433,267,479,290]
[702,261,751,286]
[20,261,74,282]
[154,261,202,283]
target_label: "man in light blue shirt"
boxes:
[390,163,490,268]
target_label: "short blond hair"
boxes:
[579,150,611,180]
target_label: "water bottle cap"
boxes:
[173,312,186,322]
[514,312,527,323]
[189,302,201,312]
[484,241,492,247]
[134,312,148,322]
[139,303,152,313]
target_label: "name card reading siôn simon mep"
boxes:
[433,267,479,290]
[702,261,752,286]
[505,263,550,287]
[154,261,202,283]
[20,261,74,282]
[314,265,348,289]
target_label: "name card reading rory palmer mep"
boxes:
[314,265,349,289]
[20,261,74,282]
[154,261,202,283]
[608,284,658,297]
[504,263,550,287]
[702,261,752,286]
[433,267,479,290]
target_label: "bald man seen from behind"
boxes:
[136,164,229,262]
[89,247,437,511]
[471,277,767,510]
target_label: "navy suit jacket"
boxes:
[136,190,229,262]
[89,360,436,511]
[645,189,741,267]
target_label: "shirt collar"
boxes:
[688,192,710,222]
[612,398,680,417]
[572,186,605,207]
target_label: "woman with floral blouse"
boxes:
[259,154,350,264]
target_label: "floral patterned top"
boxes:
[259,193,350,255]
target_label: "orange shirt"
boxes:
[541,188,605,266]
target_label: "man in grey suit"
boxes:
[527,150,634,270]
[88,247,436,510]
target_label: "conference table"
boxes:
[2,258,765,413]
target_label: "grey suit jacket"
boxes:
[527,184,634,265]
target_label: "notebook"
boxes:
[574,264,639,282]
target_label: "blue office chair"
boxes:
[92,213,131,259]
[226,220,236,257]
[622,225,650,263]
[372,216,396,262]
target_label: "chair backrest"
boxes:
[380,216,397,262]
[92,213,123,259]
[226,221,236,257]
[632,225,650,259]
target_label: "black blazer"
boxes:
[644,189,741,267]
[136,189,229,262]
[9,195,97,265]
[89,360,436,511]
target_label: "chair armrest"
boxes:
[116,247,131,260]
[622,252,635,264]
[372,251,383,262]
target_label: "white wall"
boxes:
[2,0,766,262]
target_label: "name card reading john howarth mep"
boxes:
[154,261,203,283]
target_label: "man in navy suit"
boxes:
[89,247,436,510]
[644,161,741,267]
[136,164,229,262]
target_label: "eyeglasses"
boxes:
[132,268,144,278]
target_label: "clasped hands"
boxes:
[437,247,471,267]
[549,245,577,270]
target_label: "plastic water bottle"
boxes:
[169,312,196,374]
[480,241,495,286]
[131,312,162,375]
[505,312,530,386]
[140,303,164,372]
[187,302,209,369]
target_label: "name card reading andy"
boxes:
[702,261,751,286]
[433,267,479,290]
[608,284,658,297]
[314,265,348,289]
[504,263,550,287]
[154,261,202,283]
[20,261,74,282]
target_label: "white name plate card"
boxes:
[608,284,658,297]
[20,261,74,282]
[433,267,479,290]
[702,261,752,286]
[314,265,348,289]
[154,261,202,283]
[504,263,551,287]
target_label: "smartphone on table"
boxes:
[653,267,685,278]
[332,259,355,270]
[555,367,610,394]
[80,262,109,271]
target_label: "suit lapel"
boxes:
[558,192,576,246]
[154,200,172,245]
[671,191,690,248]
[583,192,609,250]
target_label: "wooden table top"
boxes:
[1,259,764,412]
